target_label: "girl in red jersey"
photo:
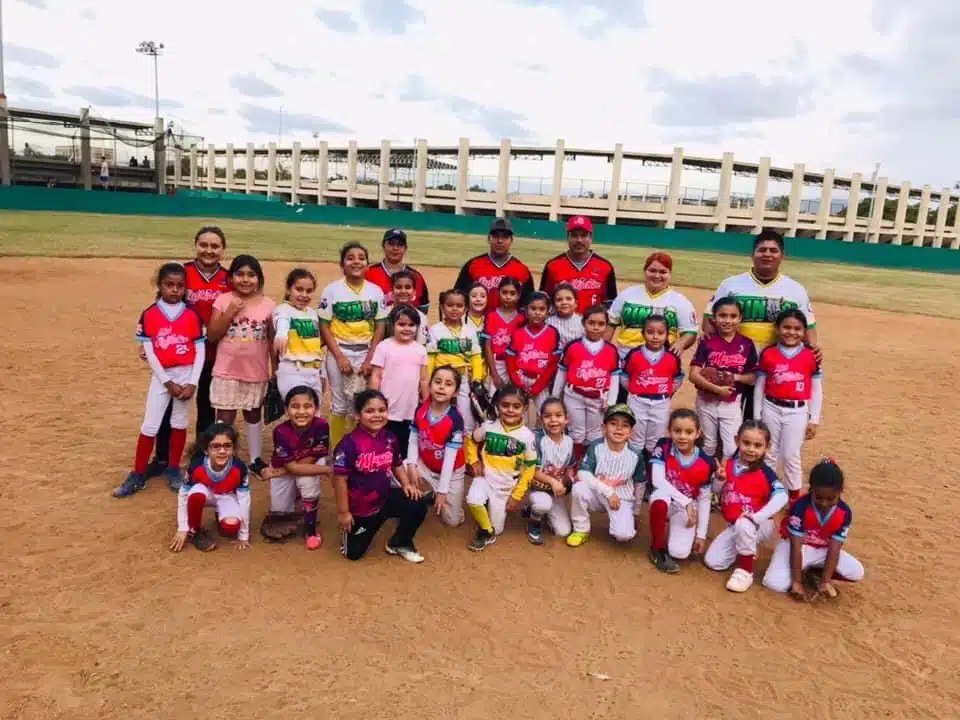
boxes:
[552,305,620,458]
[467,283,488,334]
[623,315,684,455]
[704,420,788,593]
[482,277,524,391]
[754,309,823,501]
[506,291,562,423]
[115,263,207,498]
[404,365,467,526]
[171,422,251,552]
[546,283,583,348]
[647,409,715,574]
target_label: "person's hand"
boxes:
[405,464,421,487]
[492,372,505,390]
[470,461,484,477]
[435,492,448,517]
[817,580,839,600]
[715,464,727,483]
[169,531,189,552]
[338,510,354,532]
[337,356,353,375]
[805,423,818,440]
[138,346,148,362]
[715,386,735,398]
[552,479,567,497]
[164,380,183,399]
[273,336,288,357]
[692,537,706,556]
[686,503,697,529]
[359,361,374,378]
[261,467,282,480]
[808,343,823,363]
[180,384,196,401]
[403,482,423,501]
[506,497,522,513]
[226,296,245,317]
[608,494,621,511]
[232,540,251,551]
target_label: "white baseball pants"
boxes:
[325,348,367,416]
[141,365,193,436]
[696,396,742,460]
[570,482,636,542]
[269,459,326,513]
[704,516,775,571]
[528,490,572,537]
[628,394,672,453]
[487,359,508,394]
[276,360,325,403]
[418,461,466,527]
[761,399,808,493]
[761,538,865,592]
[466,475,511,535]
[648,488,698,560]
[564,390,604,444]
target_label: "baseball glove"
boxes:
[702,367,735,386]
[264,377,286,425]
[260,512,301,543]
[470,381,497,423]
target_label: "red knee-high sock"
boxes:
[168,428,187,469]
[649,499,668,551]
[736,554,755,573]
[187,493,206,531]
[134,434,155,474]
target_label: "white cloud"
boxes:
[3,0,955,190]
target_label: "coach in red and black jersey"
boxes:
[454,218,535,310]
[365,228,430,312]
[540,215,617,313]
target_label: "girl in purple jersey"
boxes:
[332,390,431,563]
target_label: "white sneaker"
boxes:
[385,545,425,564]
[726,568,754,593]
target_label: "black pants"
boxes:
[386,420,412,457]
[341,487,430,561]
[154,362,215,465]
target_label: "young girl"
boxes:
[762,459,864,599]
[273,268,325,404]
[427,289,484,434]
[207,255,276,477]
[482,278,524,391]
[552,305,620,460]
[704,420,788,593]
[467,282,489,334]
[465,384,538,552]
[623,315,683,457]
[527,398,576,545]
[319,243,389,449]
[405,365,468,527]
[115,263,206,498]
[754,309,823,501]
[260,386,331,550]
[647,409,715,574]
[333,390,431,563]
[370,305,429,451]
[690,296,758,466]
[546,282,583,348]
[170,422,251,552]
[387,270,429,345]
[506,291,562,421]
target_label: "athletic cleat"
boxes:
[726,568,754,593]
[145,459,167,479]
[566,531,590,548]
[526,520,544,545]
[113,472,146,498]
[163,467,183,493]
[248,457,267,479]
[469,528,496,552]
[385,544,425,563]
[650,549,680,574]
[190,528,217,552]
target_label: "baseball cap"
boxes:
[382,228,407,245]
[603,403,636,426]
[567,215,593,233]
[489,217,513,235]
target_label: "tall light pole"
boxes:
[136,40,164,119]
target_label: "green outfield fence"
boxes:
[1,186,958,273]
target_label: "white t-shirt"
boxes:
[705,272,815,349]
[608,286,698,356]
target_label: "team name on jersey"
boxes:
[328,299,380,322]
[518,347,550,366]
[436,337,475,354]
[354,449,394,473]
[737,295,799,324]
[289,317,320,339]
[620,303,679,330]
[574,361,610,384]
[706,350,749,368]
[566,276,603,292]
[187,288,223,305]
[484,432,526,461]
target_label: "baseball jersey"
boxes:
[318,279,388,348]
[690,333,758,403]
[467,313,485,334]
[559,338,621,397]
[757,344,822,402]
[365,262,430,313]
[136,301,206,368]
[482,309,524,360]
[609,286,698,356]
[454,253,535,310]
[719,454,785,525]
[650,438,715,500]
[534,430,575,479]
[546,313,584,347]
[781,495,852,547]
[411,401,466,474]
[273,302,324,362]
[427,321,484,379]
[183,261,230,326]
[270,417,330,469]
[332,428,403,517]
[578,438,646,502]
[623,346,683,397]
[465,420,537,500]
[185,456,250,496]
[539,252,618,312]
[506,325,561,396]
[705,272,815,349]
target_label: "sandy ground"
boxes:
[1,257,959,720]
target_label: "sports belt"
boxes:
[339,342,370,353]
[568,384,602,400]
[631,393,670,401]
[766,397,806,408]
[287,359,323,369]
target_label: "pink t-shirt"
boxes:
[371,338,427,421]
[212,293,276,383]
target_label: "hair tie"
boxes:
[819,456,836,465]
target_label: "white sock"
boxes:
[246,420,264,461]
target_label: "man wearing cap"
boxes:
[365,228,430,312]
[540,215,618,313]
[454,217,535,310]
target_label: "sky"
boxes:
[4,0,960,194]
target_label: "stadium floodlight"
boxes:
[136,40,165,119]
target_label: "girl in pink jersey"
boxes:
[482,277,524,392]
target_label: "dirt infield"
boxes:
[1,257,958,720]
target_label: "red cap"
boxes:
[566,215,593,233]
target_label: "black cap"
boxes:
[382,228,407,245]
[489,217,513,235]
